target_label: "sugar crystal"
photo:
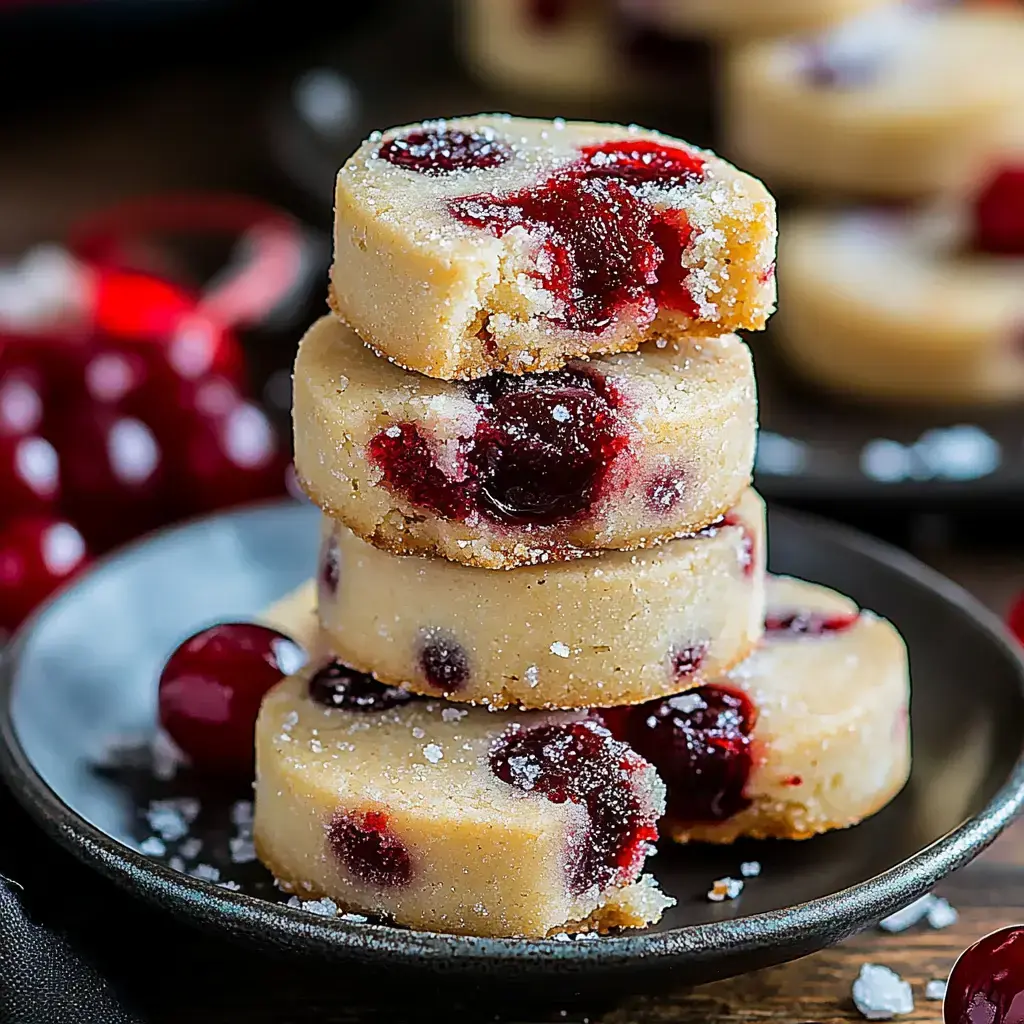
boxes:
[851,964,914,1020]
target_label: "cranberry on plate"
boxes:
[158,623,305,777]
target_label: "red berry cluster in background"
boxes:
[0,266,290,633]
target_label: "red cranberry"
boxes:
[0,435,59,519]
[0,368,45,438]
[366,423,470,521]
[489,720,659,895]
[971,166,1024,256]
[606,685,756,825]
[158,622,305,776]
[318,530,340,597]
[469,369,627,523]
[671,641,709,679]
[378,127,513,176]
[1008,592,1024,646]
[56,404,167,551]
[417,630,470,693]
[173,401,288,515]
[448,139,705,333]
[308,659,414,712]
[328,809,412,887]
[367,368,628,527]
[944,925,1024,1024]
[0,517,89,631]
[764,609,860,636]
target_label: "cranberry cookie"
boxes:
[725,4,1024,199]
[254,664,672,937]
[606,575,911,843]
[330,115,777,380]
[316,488,765,710]
[293,315,756,569]
[776,202,1024,404]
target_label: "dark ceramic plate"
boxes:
[1,499,1023,993]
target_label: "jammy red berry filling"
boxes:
[970,165,1024,256]
[328,809,412,888]
[603,686,757,825]
[367,366,629,527]
[307,659,415,712]
[377,127,512,176]
[447,140,706,333]
[489,721,659,896]
[764,609,859,636]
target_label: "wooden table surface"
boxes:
[3,39,1024,1024]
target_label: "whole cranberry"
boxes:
[0,517,89,630]
[971,165,1024,256]
[55,402,168,551]
[0,435,60,520]
[173,400,289,515]
[158,622,305,776]
[0,368,45,438]
[944,925,1024,1023]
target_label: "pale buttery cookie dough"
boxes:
[293,315,757,569]
[776,208,1024,404]
[330,114,777,380]
[605,575,911,844]
[458,0,634,102]
[316,488,766,710]
[254,664,672,938]
[724,4,1024,199]
[651,0,893,42]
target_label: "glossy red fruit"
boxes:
[944,925,1024,1023]
[1009,592,1024,646]
[0,368,45,438]
[174,400,288,515]
[56,403,167,550]
[971,165,1024,256]
[0,517,89,631]
[0,435,60,520]
[158,622,305,776]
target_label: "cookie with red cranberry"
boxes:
[316,489,765,710]
[329,115,776,380]
[725,4,1024,199]
[254,660,672,938]
[293,315,756,569]
[776,202,1024,404]
[605,575,910,844]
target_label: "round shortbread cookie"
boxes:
[606,575,911,843]
[724,5,1024,199]
[330,114,776,380]
[293,315,757,569]
[254,663,671,938]
[776,209,1024,404]
[316,489,766,710]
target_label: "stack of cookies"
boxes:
[251,115,911,939]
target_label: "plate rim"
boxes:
[2,499,1024,972]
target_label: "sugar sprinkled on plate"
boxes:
[739,860,761,878]
[851,963,914,1020]
[707,877,744,902]
[146,797,200,842]
[189,863,221,883]
[925,979,946,1001]
[139,836,166,857]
